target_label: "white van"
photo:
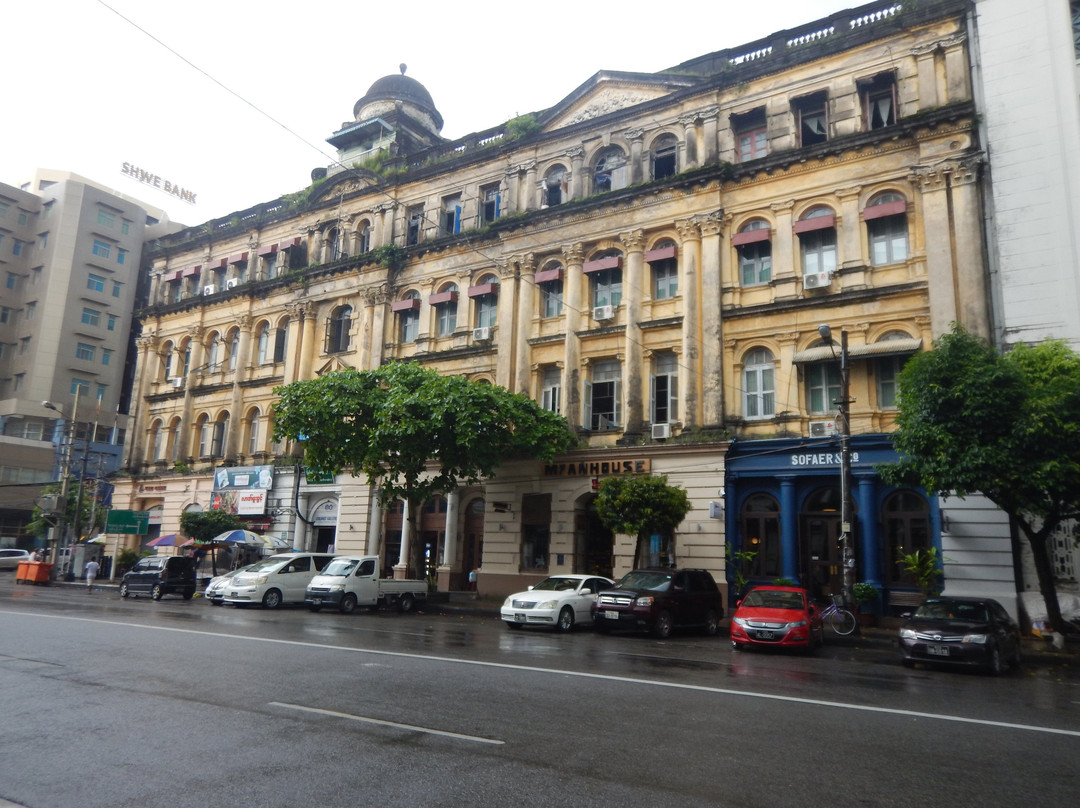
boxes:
[221,553,336,609]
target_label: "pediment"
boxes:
[542,71,698,131]
[316,357,352,376]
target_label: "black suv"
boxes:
[592,568,723,638]
[120,556,197,600]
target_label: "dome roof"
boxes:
[353,64,443,131]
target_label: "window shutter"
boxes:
[582,381,592,430]
[274,327,287,363]
[670,374,679,422]
[494,194,501,219]
[454,205,462,235]
[649,374,657,423]
[324,317,333,352]
[613,379,622,427]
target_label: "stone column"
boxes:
[911,43,939,109]
[856,475,880,588]
[359,291,376,371]
[522,161,537,212]
[675,219,702,428]
[504,166,520,216]
[626,129,645,185]
[700,106,719,164]
[948,157,991,338]
[836,185,863,270]
[439,487,460,590]
[148,269,163,305]
[397,499,412,576]
[776,331,799,421]
[234,315,254,384]
[226,317,253,460]
[561,244,584,429]
[369,287,389,367]
[125,335,158,469]
[698,211,724,428]
[679,114,699,169]
[567,147,585,201]
[619,230,646,438]
[942,33,970,102]
[495,259,518,388]
[913,164,958,338]
[771,200,796,278]
[366,489,383,557]
[514,255,536,395]
[779,476,799,583]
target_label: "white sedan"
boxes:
[501,574,615,632]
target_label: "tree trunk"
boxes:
[1019,521,1066,635]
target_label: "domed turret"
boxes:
[352,64,444,134]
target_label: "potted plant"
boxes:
[852,582,879,626]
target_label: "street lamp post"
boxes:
[43,389,80,578]
[818,324,854,608]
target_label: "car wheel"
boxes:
[151,584,163,601]
[556,606,575,633]
[339,593,357,615]
[986,644,1003,675]
[261,588,283,609]
[119,582,130,598]
[652,611,674,639]
[399,593,415,613]
[702,609,719,636]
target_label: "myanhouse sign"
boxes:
[543,458,651,477]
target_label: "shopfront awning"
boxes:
[793,337,922,364]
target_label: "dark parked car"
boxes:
[592,568,723,638]
[898,596,1021,674]
[120,555,197,600]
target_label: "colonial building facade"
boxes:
[114,0,993,605]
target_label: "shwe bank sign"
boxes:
[210,465,273,515]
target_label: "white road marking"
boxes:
[6,609,1080,739]
[270,701,504,744]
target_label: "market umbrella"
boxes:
[146,533,181,547]
[211,529,266,546]
[82,534,108,545]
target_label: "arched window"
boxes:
[327,227,342,261]
[743,348,775,419]
[356,220,371,253]
[742,494,781,579]
[205,331,221,370]
[433,283,458,337]
[471,274,499,329]
[652,134,678,180]
[211,412,229,458]
[149,419,163,462]
[536,262,563,318]
[884,491,931,584]
[797,206,837,278]
[326,305,352,353]
[864,191,908,266]
[226,328,240,372]
[247,407,261,455]
[543,165,566,207]
[593,146,628,193]
[166,417,181,462]
[735,219,772,286]
[180,340,192,377]
[586,251,623,309]
[195,413,211,457]
[396,291,421,343]
[648,241,678,300]
[160,341,174,380]
[273,317,289,363]
[256,323,271,365]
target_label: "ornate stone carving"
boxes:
[563,91,657,126]
[675,219,701,241]
[619,230,646,252]
[561,243,584,265]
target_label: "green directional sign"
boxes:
[305,468,335,485]
[105,510,150,535]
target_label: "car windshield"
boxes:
[243,557,289,573]
[322,557,359,577]
[914,601,989,622]
[532,577,581,592]
[742,590,804,610]
[615,571,672,592]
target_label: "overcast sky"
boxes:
[4,0,858,225]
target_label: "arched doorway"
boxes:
[575,495,614,577]
[309,498,338,553]
[800,486,851,601]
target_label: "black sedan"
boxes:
[898,596,1021,674]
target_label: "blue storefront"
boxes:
[724,434,942,613]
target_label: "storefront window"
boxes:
[742,494,781,579]
[884,490,930,584]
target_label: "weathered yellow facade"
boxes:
[113,0,988,600]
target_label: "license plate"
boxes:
[927,644,950,656]
[312,598,322,605]
[604,610,620,620]
[515,612,526,622]
[230,592,238,597]
[756,630,775,640]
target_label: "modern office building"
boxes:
[112,0,1001,608]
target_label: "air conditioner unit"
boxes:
[202,284,217,296]
[809,419,837,438]
[225,278,239,290]
[652,423,671,440]
[472,326,491,341]
[803,272,831,290]
[593,305,615,321]
[170,377,184,389]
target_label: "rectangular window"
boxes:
[732,108,767,162]
[117,249,128,265]
[112,280,122,297]
[540,280,563,318]
[651,258,678,300]
[869,215,908,266]
[26,301,35,321]
[877,356,903,409]
[102,349,113,366]
[794,92,828,147]
[0,306,10,323]
[406,205,424,246]
[121,219,131,235]
[807,363,841,414]
[860,72,897,130]
[0,202,8,218]
[97,210,116,227]
[651,353,679,424]
[13,239,24,256]
[71,378,91,396]
[5,272,15,289]
[14,374,24,392]
[39,232,48,250]
[92,240,112,259]
[87,273,106,293]
[273,326,287,363]
[584,359,622,430]
[82,308,101,327]
[442,194,461,236]
[96,384,107,406]
[541,367,561,413]
[19,337,30,354]
[480,183,501,226]
[107,314,117,331]
[76,343,96,361]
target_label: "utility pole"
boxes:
[818,324,855,609]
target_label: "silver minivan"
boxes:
[221,553,336,608]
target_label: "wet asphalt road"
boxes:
[1,580,1078,808]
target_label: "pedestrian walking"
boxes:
[84,557,100,592]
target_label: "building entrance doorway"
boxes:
[575,497,613,578]
[800,486,851,602]
[314,527,336,553]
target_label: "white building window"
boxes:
[743,348,776,419]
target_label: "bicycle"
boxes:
[819,594,857,636]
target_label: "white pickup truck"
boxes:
[304,555,427,614]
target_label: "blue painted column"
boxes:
[856,475,880,587]
[779,476,799,583]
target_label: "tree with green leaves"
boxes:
[180,509,245,576]
[881,324,1080,633]
[27,480,100,541]
[272,362,578,577]
[594,474,692,569]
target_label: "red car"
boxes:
[730,585,824,652]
